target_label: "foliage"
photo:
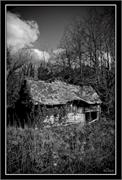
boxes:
[7,48,34,125]
[37,63,53,81]
[7,117,115,174]
[57,7,115,117]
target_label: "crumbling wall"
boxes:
[67,113,85,123]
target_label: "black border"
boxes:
[1,1,121,179]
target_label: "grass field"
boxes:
[6,117,115,174]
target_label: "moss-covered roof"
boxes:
[26,79,102,105]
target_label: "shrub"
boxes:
[7,117,115,174]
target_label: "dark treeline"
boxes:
[7,7,115,126]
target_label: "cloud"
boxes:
[53,48,66,55]
[7,11,40,52]
[31,49,50,62]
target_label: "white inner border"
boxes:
[5,4,117,176]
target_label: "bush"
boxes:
[7,117,115,174]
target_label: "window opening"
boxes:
[91,111,97,120]
[85,111,98,122]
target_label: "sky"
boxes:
[6,5,112,62]
[7,5,90,61]
[7,6,88,51]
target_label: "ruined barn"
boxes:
[20,79,102,127]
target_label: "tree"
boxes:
[59,21,84,84]
[37,63,52,81]
[59,25,75,70]
[84,8,115,117]
[58,7,115,117]
[7,47,32,80]
[7,47,33,125]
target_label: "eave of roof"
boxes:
[26,79,102,105]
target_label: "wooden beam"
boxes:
[97,111,100,120]
[89,118,98,124]
[89,112,91,121]
[85,109,100,113]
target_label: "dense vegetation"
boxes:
[7,117,115,174]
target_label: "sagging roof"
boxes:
[26,79,102,105]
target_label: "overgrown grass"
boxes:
[7,117,115,174]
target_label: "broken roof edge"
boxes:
[25,78,102,105]
[32,97,101,106]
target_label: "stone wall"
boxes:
[43,112,85,126]
[67,113,85,123]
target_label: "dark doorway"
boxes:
[91,111,97,120]
[85,112,91,122]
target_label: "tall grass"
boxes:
[7,117,115,174]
